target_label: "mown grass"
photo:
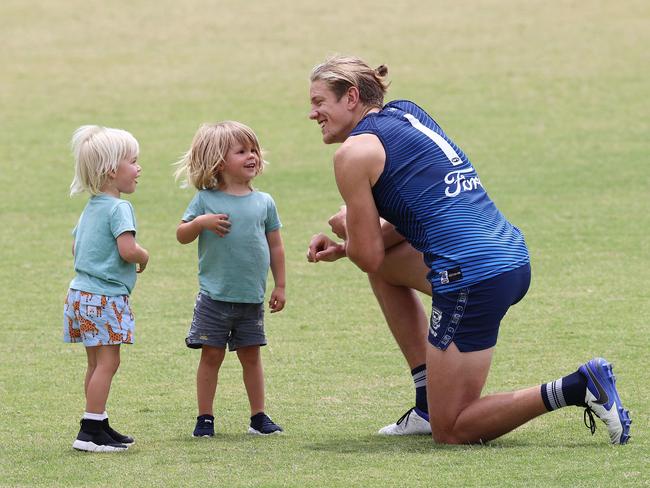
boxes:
[0,1,648,486]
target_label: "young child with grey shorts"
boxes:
[175,121,286,436]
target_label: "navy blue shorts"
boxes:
[185,293,266,351]
[428,264,531,352]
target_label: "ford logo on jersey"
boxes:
[444,167,483,198]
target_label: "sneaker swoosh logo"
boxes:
[586,367,609,406]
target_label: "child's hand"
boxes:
[199,213,231,237]
[137,247,149,273]
[269,286,285,313]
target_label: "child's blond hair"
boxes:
[175,121,266,190]
[69,125,139,196]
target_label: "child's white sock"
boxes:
[83,411,105,421]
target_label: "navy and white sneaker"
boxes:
[378,407,431,435]
[578,358,631,445]
[192,414,215,437]
[248,412,283,435]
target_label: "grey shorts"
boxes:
[185,293,266,351]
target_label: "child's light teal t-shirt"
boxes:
[69,194,137,296]
[182,190,281,303]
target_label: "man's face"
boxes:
[309,80,354,144]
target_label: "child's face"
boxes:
[112,154,141,195]
[221,143,259,185]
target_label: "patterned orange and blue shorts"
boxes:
[63,289,135,346]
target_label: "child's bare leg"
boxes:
[197,345,226,416]
[84,346,98,397]
[85,345,121,414]
[237,346,264,415]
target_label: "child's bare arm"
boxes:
[266,229,286,313]
[117,231,149,272]
[176,214,231,244]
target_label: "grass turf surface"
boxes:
[0,1,648,486]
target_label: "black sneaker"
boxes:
[192,414,215,437]
[103,418,135,444]
[72,419,128,452]
[248,412,283,435]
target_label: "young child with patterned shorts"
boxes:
[63,125,149,452]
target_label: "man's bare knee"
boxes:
[431,429,464,445]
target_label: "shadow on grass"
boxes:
[167,432,288,444]
[117,428,605,455]
[305,434,600,454]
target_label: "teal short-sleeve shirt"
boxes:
[69,194,137,296]
[182,190,281,303]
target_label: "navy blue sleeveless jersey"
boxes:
[349,100,529,293]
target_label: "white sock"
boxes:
[83,411,105,421]
[101,411,109,420]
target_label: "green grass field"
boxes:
[1,0,648,486]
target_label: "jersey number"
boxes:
[403,113,462,166]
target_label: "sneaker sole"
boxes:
[377,427,431,435]
[584,359,632,444]
[192,433,214,438]
[247,427,282,436]
[72,440,128,452]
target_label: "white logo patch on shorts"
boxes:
[429,307,443,336]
